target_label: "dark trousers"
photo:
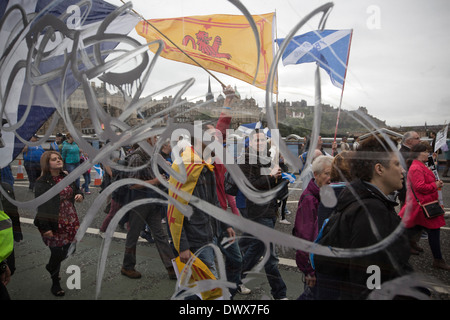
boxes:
[47,243,72,278]
[123,203,175,270]
[407,226,443,259]
[24,161,41,190]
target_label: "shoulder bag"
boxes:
[410,184,445,219]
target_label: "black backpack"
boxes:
[311,202,360,277]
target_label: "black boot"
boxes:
[46,264,64,296]
[51,275,65,297]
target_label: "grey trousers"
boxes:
[123,203,175,270]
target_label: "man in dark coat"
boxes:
[314,135,413,300]
[398,131,421,207]
[238,130,287,300]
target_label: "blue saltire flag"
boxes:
[0,0,140,168]
[235,121,271,149]
[93,164,103,178]
[276,29,352,88]
[281,172,296,183]
[237,121,271,138]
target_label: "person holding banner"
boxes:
[430,131,442,170]
[168,134,229,300]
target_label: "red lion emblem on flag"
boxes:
[182,31,232,60]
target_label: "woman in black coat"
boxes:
[34,151,84,296]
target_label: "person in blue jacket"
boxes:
[23,134,45,191]
[61,132,81,189]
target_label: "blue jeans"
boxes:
[24,161,41,190]
[64,162,80,189]
[241,216,287,299]
[82,171,91,192]
[214,233,243,298]
[191,245,217,279]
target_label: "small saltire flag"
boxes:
[276,29,352,88]
[281,172,296,183]
[0,0,139,168]
[136,13,277,93]
[93,164,103,179]
[237,121,271,137]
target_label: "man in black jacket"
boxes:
[398,131,421,208]
[121,136,176,280]
[314,135,413,300]
[238,130,287,300]
[398,131,423,255]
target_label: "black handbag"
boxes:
[410,185,445,219]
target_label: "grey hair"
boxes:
[312,155,333,174]
[402,131,416,144]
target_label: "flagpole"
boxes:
[333,29,353,143]
[274,9,279,126]
[121,0,226,89]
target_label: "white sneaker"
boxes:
[237,284,251,295]
[279,219,291,225]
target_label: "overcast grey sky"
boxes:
[107,0,450,128]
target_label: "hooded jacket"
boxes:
[314,179,412,299]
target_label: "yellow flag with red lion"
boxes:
[136,13,277,92]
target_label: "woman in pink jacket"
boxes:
[399,142,448,270]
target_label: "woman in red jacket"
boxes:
[399,142,448,270]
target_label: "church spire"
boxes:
[206,77,214,101]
